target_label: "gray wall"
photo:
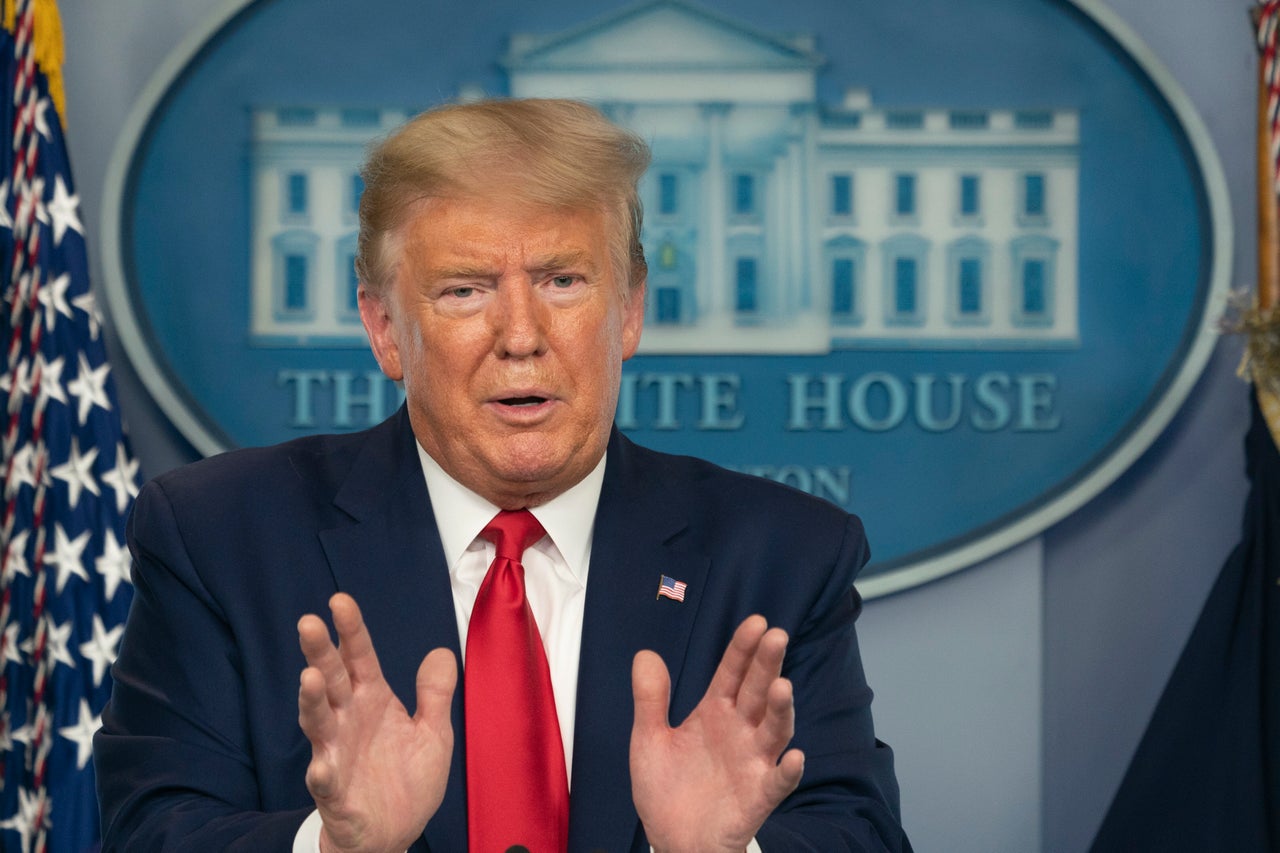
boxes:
[62,2,1257,850]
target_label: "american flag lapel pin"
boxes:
[657,574,688,602]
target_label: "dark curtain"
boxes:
[1091,389,1280,852]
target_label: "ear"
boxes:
[359,285,404,381]
[621,278,646,361]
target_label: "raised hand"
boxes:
[630,615,805,853]
[297,593,456,853]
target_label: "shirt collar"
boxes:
[415,442,605,585]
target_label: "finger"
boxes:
[631,650,672,738]
[762,748,805,806]
[298,613,353,708]
[736,627,789,725]
[329,593,385,685]
[414,647,458,727]
[705,615,767,703]
[305,752,339,803]
[298,665,338,746]
[754,676,797,757]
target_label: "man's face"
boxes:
[360,194,645,508]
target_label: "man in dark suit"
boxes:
[94,98,909,852]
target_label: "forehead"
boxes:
[400,195,612,269]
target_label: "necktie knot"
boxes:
[481,509,546,563]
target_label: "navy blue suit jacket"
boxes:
[95,408,908,851]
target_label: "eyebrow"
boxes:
[525,250,599,277]
[424,249,600,282]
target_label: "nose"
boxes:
[489,282,548,359]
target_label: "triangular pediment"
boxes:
[503,0,824,71]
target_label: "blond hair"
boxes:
[356,98,650,295]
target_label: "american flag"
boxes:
[657,575,687,602]
[0,1,140,851]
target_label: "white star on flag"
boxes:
[5,443,38,498]
[45,174,82,246]
[0,786,47,853]
[1,355,34,404]
[71,289,100,339]
[36,270,74,331]
[43,523,91,593]
[66,351,112,424]
[33,352,68,412]
[44,617,77,671]
[57,699,101,771]
[2,623,21,666]
[79,615,124,688]
[0,179,11,230]
[49,435,99,509]
[32,96,51,142]
[95,530,132,602]
[101,442,141,514]
[2,530,31,584]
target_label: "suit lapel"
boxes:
[315,409,468,850]
[568,432,711,853]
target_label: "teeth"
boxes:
[502,396,545,406]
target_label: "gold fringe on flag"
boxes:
[3,0,67,127]
[1228,299,1280,446]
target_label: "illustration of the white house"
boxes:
[249,0,1079,353]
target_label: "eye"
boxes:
[445,286,476,299]
[551,275,577,288]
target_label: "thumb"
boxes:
[415,647,457,724]
[631,650,672,736]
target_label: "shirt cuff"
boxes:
[651,840,762,853]
[294,809,323,853]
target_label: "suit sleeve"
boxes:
[93,478,311,851]
[754,515,913,853]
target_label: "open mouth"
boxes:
[498,396,547,407]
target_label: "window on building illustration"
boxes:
[1022,259,1046,315]
[733,173,755,216]
[659,241,678,270]
[831,174,853,217]
[959,175,980,217]
[273,230,318,322]
[284,254,309,312]
[657,288,681,323]
[958,258,982,315]
[886,111,924,129]
[341,108,381,128]
[287,173,309,216]
[277,107,317,126]
[1015,110,1054,129]
[949,110,989,129]
[659,173,679,216]
[1010,235,1057,327]
[736,258,758,313]
[894,257,917,315]
[832,258,856,317]
[1023,173,1046,218]
[895,174,916,217]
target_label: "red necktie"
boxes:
[465,510,569,853]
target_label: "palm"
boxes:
[630,617,804,852]
[298,594,457,853]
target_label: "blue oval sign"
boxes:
[102,0,1230,596]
